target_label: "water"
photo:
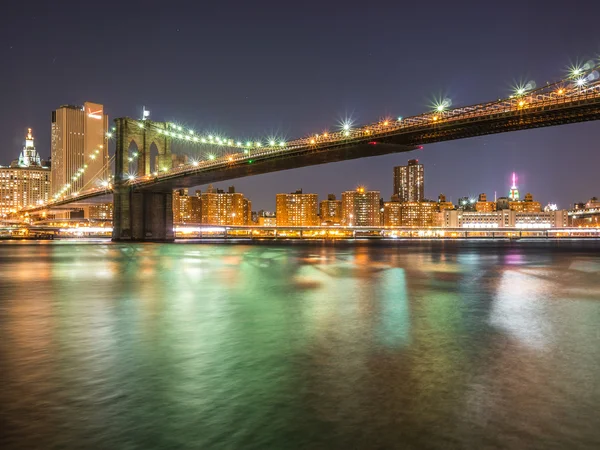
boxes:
[1,240,600,449]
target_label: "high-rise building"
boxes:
[508,172,520,201]
[201,185,251,225]
[510,192,542,213]
[0,129,51,217]
[319,194,342,225]
[276,189,318,226]
[341,187,380,226]
[51,102,109,198]
[393,159,424,202]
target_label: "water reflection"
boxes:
[1,240,600,449]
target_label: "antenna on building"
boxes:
[494,191,497,202]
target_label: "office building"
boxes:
[319,194,342,225]
[51,102,109,198]
[341,187,380,226]
[276,189,318,226]
[0,129,51,217]
[437,193,454,212]
[393,159,424,202]
[201,185,251,225]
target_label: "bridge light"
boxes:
[185,135,191,140]
[432,116,438,121]
[255,142,261,147]
[244,149,249,154]
[383,121,389,126]
[128,157,133,162]
[246,141,252,147]
[189,130,194,135]
[518,100,525,108]
[162,167,168,172]
[576,77,586,86]
[201,138,207,143]
[128,174,136,181]
[208,134,213,139]
[193,137,199,142]
[269,140,275,146]
[557,88,564,95]
[228,156,233,162]
[138,123,144,128]
[279,141,285,147]
[310,139,315,144]
[343,123,350,131]
[106,132,113,138]
[208,154,215,160]
[153,172,158,176]
[343,131,349,136]
[178,134,183,139]
[236,141,242,147]
[323,132,328,137]
[397,116,403,121]
[90,154,96,160]
[177,126,182,131]
[101,181,109,187]
[192,161,199,166]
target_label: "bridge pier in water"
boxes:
[112,117,174,242]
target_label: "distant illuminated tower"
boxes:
[508,172,520,201]
[18,128,41,167]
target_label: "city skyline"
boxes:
[2,2,600,210]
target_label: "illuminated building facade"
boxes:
[51,102,109,198]
[341,187,380,226]
[201,185,251,225]
[0,129,50,217]
[508,172,520,201]
[569,197,600,227]
[400,201,438,227]
[475,193,496,212]
[383,201,402,226]
[319,194,342,225]
[276,189,318,226]
[443,209,568,228]
[393,159,424,202]
[173,189,202,223]
[509,192,542,213]
[88,203,113,220]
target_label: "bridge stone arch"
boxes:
[113,118,174,242]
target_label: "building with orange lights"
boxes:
[383,201,402,226]
[475,193,496,212]
[319,194,342,225]
[276,189,318,226]
[51,102,109,198]
[173,189,202,223]
[569,197,600,227]
[393,159,424,202]
[0,129,50,217]
[399,201,439,227]
[201,185,251,225]
[341,187,380,226]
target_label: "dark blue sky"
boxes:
[2,0,599,210]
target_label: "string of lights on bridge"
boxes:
[35,59,600,206]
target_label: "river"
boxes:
[1,240,599,449]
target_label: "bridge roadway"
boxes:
[127,75,600,192]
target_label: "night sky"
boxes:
[2,0,599,210]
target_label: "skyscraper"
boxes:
[0,128,50,216]
[276,189,318,226]
[341,187,380,226]
[393,159,424,202]
[508,172,520,201]
[51,102,109,198]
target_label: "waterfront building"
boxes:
[258,211,277,226]
[319,194,342,225]
[393,159,424,202]
[341,187,380,226]
[0,129,51,217]
[383,201,402,227]
[437,193,454,212]
[51,102,109,198]
[276,189,318,226]
[400,201,438,227]
[569,197,600,227]
[201,185,250,225]
[475,193,496,213]
[509,192,542,213]
[173,189,202,223]
[88,202,113,220]
[443,209,568,228]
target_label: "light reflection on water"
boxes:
[1,240,600,449]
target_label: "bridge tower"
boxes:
[112,117,174,241]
